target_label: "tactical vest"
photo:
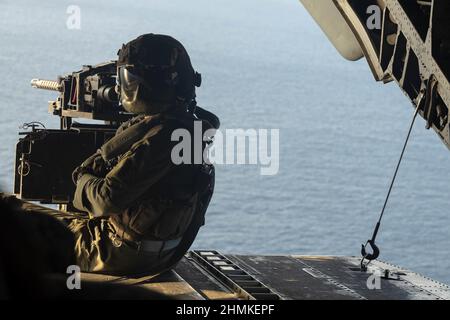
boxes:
[102,111,215,243]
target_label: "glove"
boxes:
[72,165,94,185]
[72,151,108,185]
[82,152,108,176]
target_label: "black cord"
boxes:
[360,104,420,269]
[378,105,419,226]
[20,121,46,130]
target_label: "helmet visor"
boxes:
[117,66,147,102]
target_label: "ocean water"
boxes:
[1,0,450,284]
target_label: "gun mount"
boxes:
[32,60,132,128]
[15,61,133,204]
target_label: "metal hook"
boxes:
[360,239,380,271]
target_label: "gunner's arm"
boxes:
[72,126,173,217]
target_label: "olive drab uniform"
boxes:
[70,110,215,275]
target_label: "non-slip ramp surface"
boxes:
[80,252,450,300]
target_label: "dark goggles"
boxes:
[117,66,150,101]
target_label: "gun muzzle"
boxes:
[30,79,62,92]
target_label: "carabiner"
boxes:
[361,239,380,261]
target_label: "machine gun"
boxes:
[15,61,133,204]
[30,60,131,127]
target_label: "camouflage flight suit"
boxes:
[70,111,215,276]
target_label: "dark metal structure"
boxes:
[301,0,450,147]
[335,0,450,148]
[81,251,450,300]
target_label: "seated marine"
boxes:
[70,33,219,276]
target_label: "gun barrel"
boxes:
[30,79,62,92]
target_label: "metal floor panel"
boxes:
[81,269,204,300]
[80,252,450,300]
[174,256,238,300]
[225,255,365,300]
